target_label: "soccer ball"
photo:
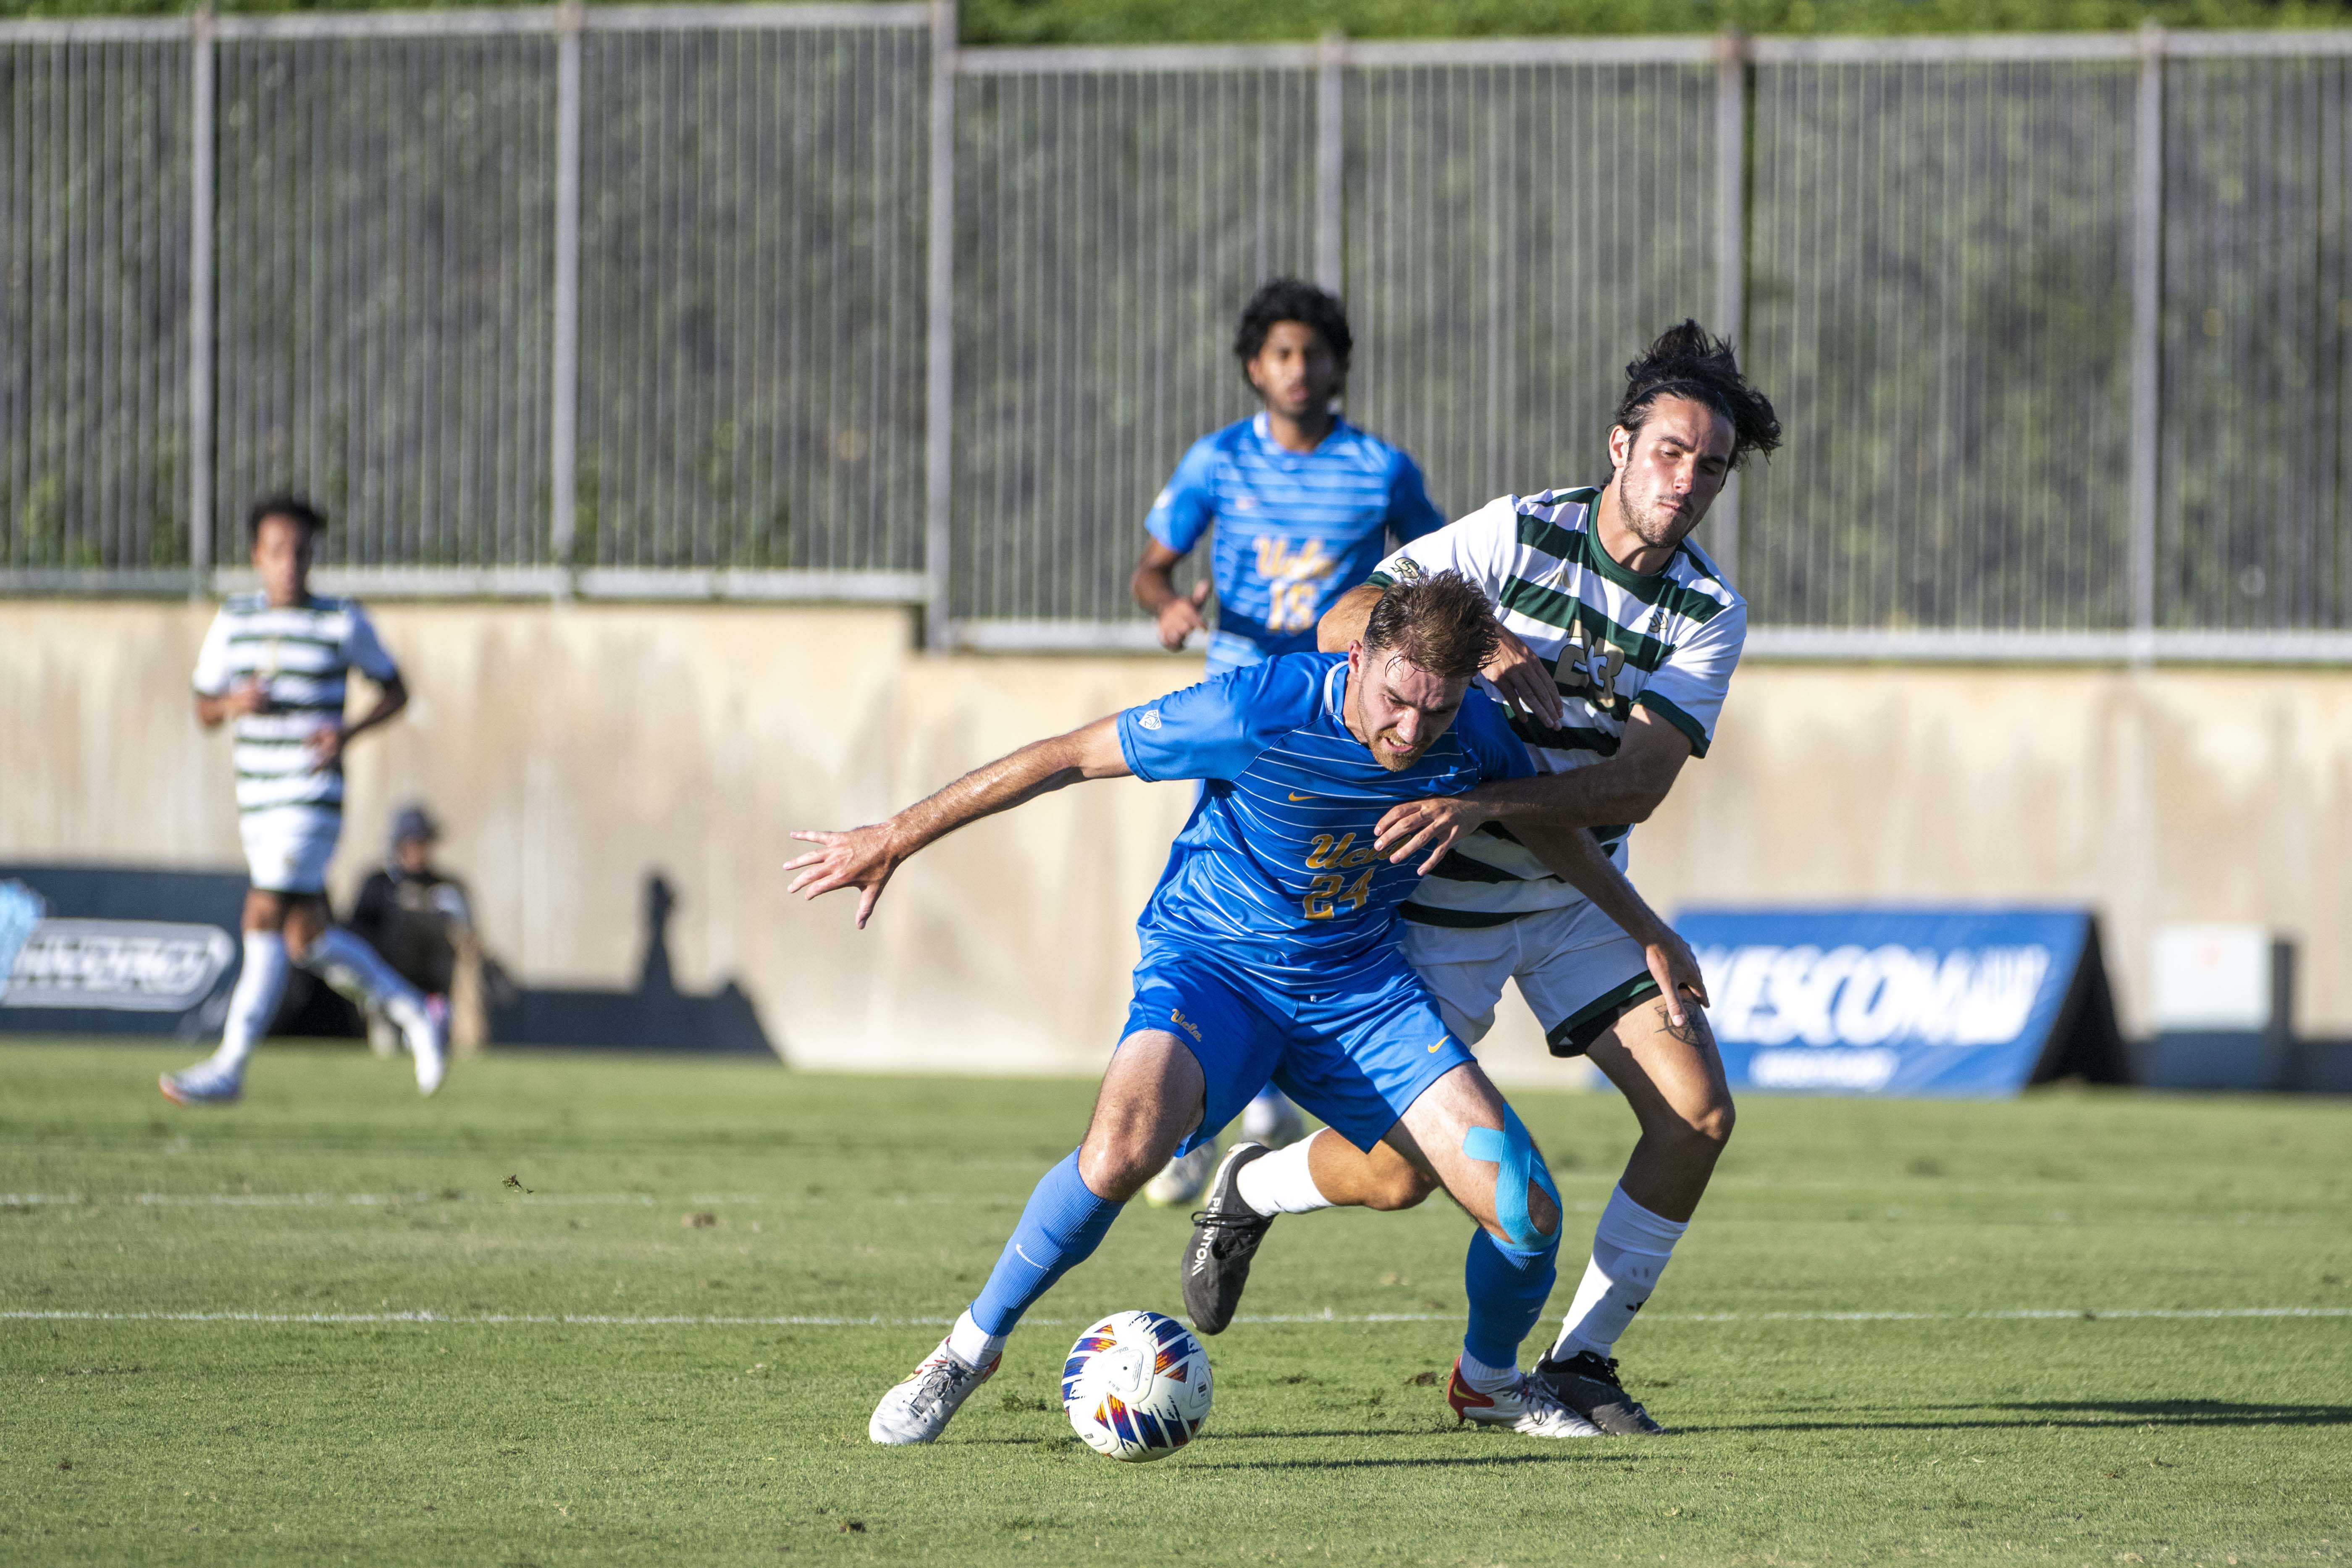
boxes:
[1060,1310,1213,1462]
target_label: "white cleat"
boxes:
[1446,1358,1604,1438]
[158,1060,243,1107]
[398,1003,447,1097]
[1142,1141,1220,1208]
[1240,1088,1306,1148]
[868,1337,999,1445]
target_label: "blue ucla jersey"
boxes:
[1146,413,1444,673]
[1115,652,1532,988]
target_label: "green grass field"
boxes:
[3,1040,2347,1567]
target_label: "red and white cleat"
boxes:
[1445,1356,1603,1438]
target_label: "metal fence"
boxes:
[6,7,2352,660]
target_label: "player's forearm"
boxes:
[1458,760,1673,832]
[1511,821,1671,946]
[1130,562,1181,613]
[885,724,1121,858]
[341,681,408,743]
[1316,583,1383,652]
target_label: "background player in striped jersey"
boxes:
[160,496,447,1106]
[1181,323,1782,1436]
[1129,277,1446,1195]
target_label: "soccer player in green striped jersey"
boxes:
[1180,323,1781,1436]
[161,497,447,1107]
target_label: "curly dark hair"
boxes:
[1233,276,1354,379]
[1362,569,1501,681]
[1612,320,1782,469]
[246,494,327,539]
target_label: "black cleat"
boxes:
[1532,1350,1667,1435]
[1181,1142,1276,1334]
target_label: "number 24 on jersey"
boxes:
[1301,832,1377,920]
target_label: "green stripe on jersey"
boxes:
[1635,689,1712,758]
[1396,902,1523,929]
[1514,499,1731,627]
[1496,576,1672,676]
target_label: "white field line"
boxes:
[3,1191,885,1208]
[2,1306,2345,1330]
[2,1192,2326,1227]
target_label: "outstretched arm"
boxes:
[1510,821,1709,1027]
[1373,710,1693,869]
[785,715,1131,928]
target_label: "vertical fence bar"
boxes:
[924,0,956,646]
[187,9,215,587]
[1315,31,1344,295]
[1712,27,1748,586]
[2129,21,2165,653]
[549,0,583,588]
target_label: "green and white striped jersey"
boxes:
[191,593,401,816]
[1368,486,1745,928]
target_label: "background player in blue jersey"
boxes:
[789,573,1624,1445]
[1128,276,1446,1185]
[1130,276,1446,675]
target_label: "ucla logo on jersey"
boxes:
[1139,709,1163,730]
[1168,1008,1202,1042]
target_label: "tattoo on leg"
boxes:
[1657,1000,1710,1049]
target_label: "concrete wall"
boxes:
[4,599,2347,1083]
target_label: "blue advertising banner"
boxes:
[1679,906,2119,1098]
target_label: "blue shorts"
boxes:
[1121,939,1476,1156]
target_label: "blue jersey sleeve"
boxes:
[1117,658,1310,783]
[1452,687,1535,783]
[1385,452,1445,544]
[1144,439,1221,555]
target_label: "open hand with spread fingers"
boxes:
[786,825,907,929]
[1373,793,1494,874]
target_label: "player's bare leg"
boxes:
[1532,998,1733,1433]
[1386,1062,1599,1437]
[873,1033,1205,1445]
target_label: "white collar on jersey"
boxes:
[1321,658,1349,727]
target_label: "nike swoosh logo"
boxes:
[1428,1042,1443,1053]
[1288,792,1313,801]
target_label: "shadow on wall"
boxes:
[491,872,776,1057]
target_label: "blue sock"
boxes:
[1462,1228,1559,1371]
[969,1150,1125,1336]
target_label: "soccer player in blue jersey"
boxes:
[1129,276,1446,1186]
[789,573,1659,1445]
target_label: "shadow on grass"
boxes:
[1712,1398,2352,1432]
[1182,1451,1595,1471]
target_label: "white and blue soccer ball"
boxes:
[1061,1310,1213,1462]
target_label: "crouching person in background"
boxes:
[351,804,507,1058]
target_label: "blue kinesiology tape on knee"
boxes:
[1460,1104,1562,1256]
[969,1150,1124,1336]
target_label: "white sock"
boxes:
[1235,1133,1337,1217]
[1550,1185,1689,1363]
[303,927,428,1028]
[210,931,290,1074]
[1458,1347,1520,1394]
[947,1308,1005,1370]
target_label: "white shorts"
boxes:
[1400,899,1658,1059]
[239,806,341,897]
